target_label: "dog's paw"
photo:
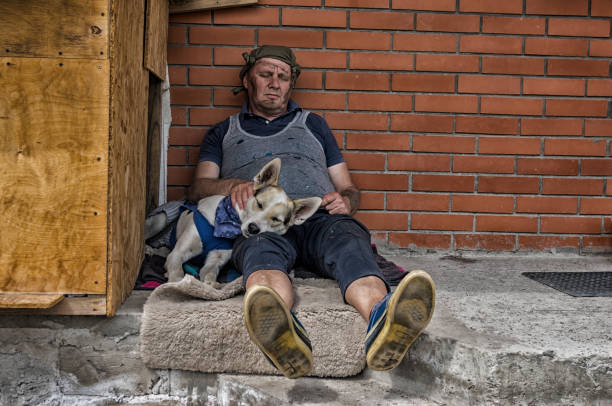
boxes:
[166,269,183,283]
[201,271,221,288]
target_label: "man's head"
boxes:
[235,45,301,120]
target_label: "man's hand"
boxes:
[321,192,350,215]
[230,181,254,210]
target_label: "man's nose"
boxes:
[268,74,280,88]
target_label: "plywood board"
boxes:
[0,57,109,294]
[0,296,106,315]
[145,0,169,80]
[0,293,63,309]
[147,76,162,213]
[107,0,149,316]
[0,0,109,59]
[169,0,257,13]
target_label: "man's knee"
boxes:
[231,232,297,276]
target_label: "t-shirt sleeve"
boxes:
[198,118,230,167]
[305,112,345,167]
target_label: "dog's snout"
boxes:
[247,223,260,235]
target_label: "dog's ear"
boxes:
[292,197,322,225]
[253,158,281,191]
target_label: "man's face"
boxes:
[243,57,293,120]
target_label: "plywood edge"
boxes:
[0,293,64,309]
[0,295,106,315]
[169,0,257,13]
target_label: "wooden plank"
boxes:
[0,0,109,59]
[169,0,257,13]
[0,57,109,295]
[144,0,169,80]
[107,0,149,317]
[146,76,162,214]
[0,293,63,309]
[0,296,106,315]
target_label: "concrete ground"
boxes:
[1,253,611,405]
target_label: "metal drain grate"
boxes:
[522,272,612,297]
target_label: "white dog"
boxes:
[164,158,321,285]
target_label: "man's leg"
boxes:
[344,275,387,320]
[245,269,294,308]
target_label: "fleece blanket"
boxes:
[140,275,368,377]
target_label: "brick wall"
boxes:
[167,0,612,254]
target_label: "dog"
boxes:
[164,158,322,285]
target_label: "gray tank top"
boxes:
[220,111,336,199]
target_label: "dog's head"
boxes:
[237,158,322,238]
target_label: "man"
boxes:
[186,45,435,379]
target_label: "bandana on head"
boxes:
[213,196,242,239]
[232,45,302,95]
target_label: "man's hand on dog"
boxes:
[322,192,350,215]
[231,181,254,210]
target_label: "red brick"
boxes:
[526,0,588,16]
[355,212,409,230]
[387,193,450,211]
[168,46,211,66]
[587,80,612,97]
[325,0,384,7]
[187,147,200,165]
[544,139,606,157]
[294,71,323,89]
[344,152,386,170]
[348,93,412,112]
[352,173,409,191]
[350,11,414,30]
[481,57,545,75]
[388,154,451,171]
[213,7,279,25]
[592,0,612,17]
[392,73,455,93]
[327,31,391,50]
[393,0,456,11]
[416,54,479,73]
[548,18,610,37]
[525,38,587,57]
[189,27,255,46]
[459,0,522,13]
[482,16,545,35]
[292,91,345,110]
[259,29,323,48]
[460,35,522,54]
[542,178,604,195]
[581,159,612,175]
[326,72,389,91]
[581,198,612,215]
[347,133,411,151]
[167,166,194,186]
[517,158,578,175]
[481,97,543,116]
[212,47,250,66]
[324,112,387,131]
[477,215,538,232]
[167,187,187,201]
[170,127,206,146]
[416,13,479,32]
[412,135,476,153]
[293,50,347,69]
[413,174,475,192]
[168,26,187,44]
[169,12,211,24]
[282,9,345,28]
[415,95,478,114]
[456,116,518,135]
[350,53,414,71]
[521,118,582,136]
[412,213,473,231]
[171,108,186,125]
[167,147,189,165]
[519,235,580,251]
[389,233,452,249]
[452,195,514,213]
[479,137,541,155]
[190,107,239,126]
[453,156,514,174]
[170,88,211,106]
[456,234,516,251]
[169,67,187,85]
[394,33,457,52]
[213,88,246,107]
[391,114,454,133]
[589,40,612,58]
[359,192,385,210]
[190,67,240,86]
[583,236,612,253]
[517,196,578,213]
[541,217,602,234]
[546,99,608,117]
[478,176,539,194]
[458,75,520,95]
[547,59,610,77]
[523,78,585,96]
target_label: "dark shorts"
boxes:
[231,210,390,301]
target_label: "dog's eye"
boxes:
[272,217,281,223]
[256,199,263,209]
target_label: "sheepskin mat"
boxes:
[139,275,368,378]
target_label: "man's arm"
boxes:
[322,162,360,216]
[186,161,253,208]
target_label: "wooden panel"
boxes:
[169,0,257,13]
[146,76,162,213]
[107,0,149,316]
[0,293,63,309]
[0,58,109,294]
[0,0,109,59]
[145,0,169,80]
[0,296,106,315]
